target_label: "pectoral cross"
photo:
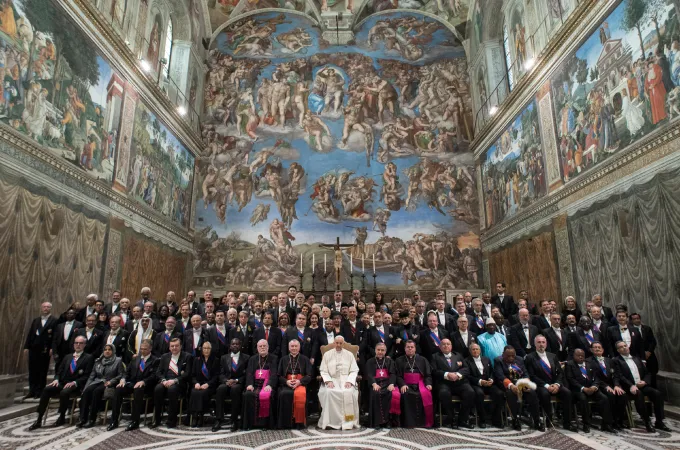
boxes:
[378,369,386,377]
[258,370,263,377]
[319,236,354,289]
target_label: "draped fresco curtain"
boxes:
[569,169,680,373]
[121,234,188,304]
[0,177,106,374]
[488,231,560,306]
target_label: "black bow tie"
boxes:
[523,326,528,329]
[621,327,627,331]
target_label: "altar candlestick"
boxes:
[312,254,315,273]
[373,253,375,274]
[350,254,353,273]
[300,254,303,273]
[362,256,365,273]
[324,253,327,272]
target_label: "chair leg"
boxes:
[43,403,50,426]
[70,398,77,425]
[144,399,149,426]
[627,401,635,428]
[102,400,109,425]
[439,403,442,427]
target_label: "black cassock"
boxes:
[242,354,278,429]
[396,355,433,428]
[276,353,312,428]
[365,357,398,427]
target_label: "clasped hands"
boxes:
[325,381,353,389]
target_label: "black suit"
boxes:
[183,328,207,357]
[76,307,97,324]
[282,327,314,358]
[215,352,250,424]
[206,325,231,358]
[636,324,658,387]
[420,327,449,361]
[615,355,665,424]
[607,325,644,360]
[189,356,220,414]
[152,331,184,357]
[492,356,540,422]
[251,326,282,357]
[434,311,457,334]
[70,327,104,357]
[271,306,297,325]
[532,315,551,331]
[229,324,253,356]
[450,330,477,358]
[566,328,601,359]
[110,353,158,425]
[525,351,573,427]
[492,294,517,319]
[431,352,474,426]
[468,313,487,336]
[52,320,84,370]
[565,360,611,426]
[24,316,57,396]
[507,323,539,357]
[586,356,627,424]
[364,325,395,359]
[36,352,94,418]
[311,328,337,367]
[340,320,366,346]
[464,355,504,426]
[542,327,568,361]
[105,303,122,316]
[600,306,614,323]
[154,352,193,425]
[102,329,131,363]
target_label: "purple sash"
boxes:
[404,372,433,427]
[202,361,210,378]
[375,369,401,414]
[255,369,271,418]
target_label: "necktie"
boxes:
[265,328,269,341]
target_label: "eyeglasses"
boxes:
[74,341,86,345]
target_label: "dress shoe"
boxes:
[535,421,546,432]
[125,422,138,431]
[459,423,474,430]
[53,415,66,427]
[644,422,655,433]
[620,421,631,429]
[83,420,96,429]
[568,424,578,432]
[107,422,119,431]
[512,419,522,431]
[451,423,459,429]
[76,421,86,429]
[582,424,590,433]
[231,423,239,432]
[478,422,487,429]
[601,424,616,433]
[166,422,177,429]
[28,421,42,431]
[22,393,34,401]
[212,421,222,432]
[191,418,198,428]
[655,422,671,432]
[148,422,158,429]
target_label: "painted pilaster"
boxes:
[552,214,575,300]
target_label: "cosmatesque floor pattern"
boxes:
[1,413,680,450]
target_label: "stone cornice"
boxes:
[0,125,194,251]
[57,0,203,158]
[481,117,680,251]
[471,0,610,159]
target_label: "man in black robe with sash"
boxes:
[277,340,313,429]
[365,342,399,428]
[396,340,433,428]
[242,339,278,430]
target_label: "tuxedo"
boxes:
[542,327,568,361]
[464,355,504,426]
[525,351,573,427]
[36,352,95,418]
[76,306,97,324]
[431,352,474,426]
[52,320,84,369]
[434,311,457,334]
[110,353,158,425]
[152,331,184,357]
[71,327,104,357]
[176,317,192,334]
[492,294,517,319]
[248,314,264,330]
[586,355,627,425]
[105,302,121,316]
[206,325,231,357]
[414,313,427,329]
[420,326,449,361]
[311,328,337,366]
[364,325,394,359]
[271,306,297,325]
[251,326,281,357]
[507,323,539,357]
[282,327,314,358]
[566,328,601,359]
[24,315,58,396]
[102,329,130,361]
[340,320,366,346]
[600,305,614,322]
[183,327,207,357]
[615,354,665,424]
[532,315,551,331]
[635,324,658,386]
[469,313,488,336]
[215,352,250,423]
[229,324,253,356]
[607,325,644,360]
[492,355,541,422]
[450,330,477,358]
[565,360,612,426]
[154,352,193,425]
[391,323,421,358]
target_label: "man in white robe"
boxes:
[318,336,360,430]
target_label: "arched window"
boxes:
[502,22,514,92]
[163,19,173,79]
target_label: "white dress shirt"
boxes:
[438,311,446,325]
[442,353,461,379]
[192,328,203,347]
[522,324,531,349]
[620,327,631,347]
[473,356,484,378]
[623,356,640,384]
[536,351,557,387]
[63,321,74,340]
[460,331,469,346]
[552,327,563,350]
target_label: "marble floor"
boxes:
[2,413,680,450]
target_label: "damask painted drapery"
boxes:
[569,169,680,373]
[0,177,106,374]
[488,230,560,307]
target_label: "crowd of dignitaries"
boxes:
[23,284,669,434]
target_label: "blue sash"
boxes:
[538,358,553,380]
[599,361,607,376]
[430,331,441,347]
[402,330,408,340]
[231,358,238,371]
[139,358,146,371]
[585,333,594,343]
[510,363,522,375]
[164,333,170,343]
[579,366,588,379]
[202,361,209,378]
[216,327,226,345]
[297,329,304,341]
[69,358,77,374]
[378,329,385,342]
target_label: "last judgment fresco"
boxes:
[194,11,481,291]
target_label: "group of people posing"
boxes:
[22,284,669,435]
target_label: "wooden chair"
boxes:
[625,395,653,428]
[43,395,79,426]
[438,395,462,427]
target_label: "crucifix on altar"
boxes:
[319,236,354,290]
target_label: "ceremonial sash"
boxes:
[585,333,594,343]
[169,359,179,376]
[599,361,607,376]
[402,330,408,340]
[254,319,262,329]
[429,331,441,347]
[593,324,599,333]
[404,372,433,428]
[69,357,77,374]
[378,329,385,342]
[579,366,588,379]
[538,358,552,380]
[164,333,170,343]
[139,358,146,372]
[476,316,484,328]
[231,358,238,372]
[255,369,271,418]
[199,361,208,379]
[297,329,304,341]
[510,364,523,376]
[216,328,226,345]
[287,374,306,424]
[376,369,401,414]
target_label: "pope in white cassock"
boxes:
[318,336,360,429]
